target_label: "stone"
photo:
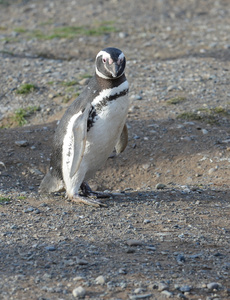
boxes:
[207,282,222,290]
[156,183,166,190]
[95,275,106,285]
[161,290,173,298]
[72,286,86,298]
[180,285,192,292]
[158,282,169,291]
[127,239,143,246]
[15,140,29,147]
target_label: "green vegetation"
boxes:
[16,83,36,95]
[28,22,117,40]
[166,96,186,105]
[61,80,79,87]
[79,73,92,80]
[177,106,230,125]
[12,106,40,126]
[0,197,11,203]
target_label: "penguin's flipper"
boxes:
[70,107,90,178]
[115,123,128,154]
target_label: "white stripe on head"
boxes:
[96,50,111,60]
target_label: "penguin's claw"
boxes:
[80,182,112,199]
[72,195,107,207]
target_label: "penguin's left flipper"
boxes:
[72,195,107,207]
[70,106,90,178]
[115,123,128,154]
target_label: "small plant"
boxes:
[166,96,186,105]
[61,80,79,87]
[0,196,11,203]
[12,106,40,126]
[16,83,36,95]
[79,73,92,80]
[177,106,230,125]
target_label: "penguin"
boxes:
[39,47,130,207]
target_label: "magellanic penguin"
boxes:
[39,47,130,207]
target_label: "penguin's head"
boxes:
[95,47,126,80]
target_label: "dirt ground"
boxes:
[0,0,230,299]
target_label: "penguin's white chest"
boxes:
[84,92,129,178]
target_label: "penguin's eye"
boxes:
[102,58,107,63]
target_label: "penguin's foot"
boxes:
[80,182,112,199]
[71,195,107,207]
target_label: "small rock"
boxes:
[201,129,208,134]
[207,282,222,290]
[48,93,55,99]
[176,254,186,264]
[119,32,128,38]
[161,290,173,298]
[129,294,153,299]
[134,288,145,294]
[143,219,151,224]
[45,246,56,251]
[127,239,143,246]
[95,275,106,285]
[118,267,127,274]
[156,183,166,190]
[180,285,191,293]
[72,286,86,298]
[158,282,169,291]
[208,168,216,175]
[15,140,29,147]
[24,207,34,213]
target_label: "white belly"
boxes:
[83,94,130,179]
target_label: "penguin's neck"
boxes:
[95,73,127,90]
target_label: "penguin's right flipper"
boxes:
[115,123,128,154]
[70,106,90,178]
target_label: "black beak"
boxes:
[111,62,120,77]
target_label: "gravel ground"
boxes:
[0,0,230,299]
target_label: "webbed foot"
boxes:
[71,195,107,207]
[80,182,112,199]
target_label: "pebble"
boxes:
[180,285,191,292]
[129,294,153,300]
[126,239,143,246]
[72,286,86,298]
[207,282,222,290]
[155,183,166,190]
[143,219,151,224]
[158,282,169,291]
[95,275,106,285]
[45,245,56,251]
[15,140,29,147]
[161,290,173,298]
[201,129,208,134]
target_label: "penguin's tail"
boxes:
[39,171,65,194]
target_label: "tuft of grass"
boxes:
[0,196,11,203]
[12,106,40,126]
[177,112,202,122]
[79,73,92,80]
[166,96,186,105]
[14,27,26,33]
[21,22,117,40]
[61,80,79,87]
[16,83,37,95]
[177,106,230,125]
